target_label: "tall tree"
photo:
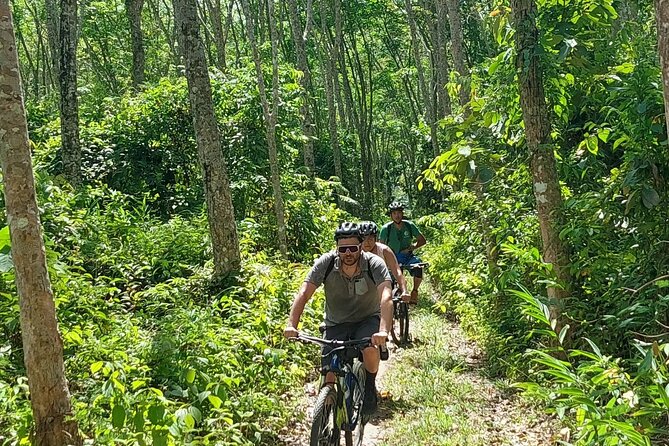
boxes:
[318,0,342,180]
[240,0,288,255]
[445,0,469,109]
[287,0,315,175]
[204,0,232,71]
[59,0,81,185]
[125,0,146,89]
[511,0,571,328]
[404,0,439,156]
[45,0,60,85]
[656,0,669,138]
[0,2,81,444]
[173,0,241,277]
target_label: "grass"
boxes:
[378,308,489,446]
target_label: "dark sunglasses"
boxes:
[337,245,360,254]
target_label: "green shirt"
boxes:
[379,220,422,254]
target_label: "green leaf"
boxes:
[112,404,126,428]
[208,395,223,408]
[186,369,196,384]
[0,254,13,273]
[148,405,165,424]
[584,338,603,359]
[133,409,145,432]
[90,361,104,374]
[641,187,660,209]
[0,226,10,251]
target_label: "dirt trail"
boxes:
[278,319,557,446]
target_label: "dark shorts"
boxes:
[395,252,423,279]
[321,315,380,367]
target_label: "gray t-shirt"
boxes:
[305,251,391,326]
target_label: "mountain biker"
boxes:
[284,222,393,414]
[359,221,411,302]
[380,201,427,304]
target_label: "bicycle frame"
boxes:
[297,334,369,431]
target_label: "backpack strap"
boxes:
[323,253,336,282]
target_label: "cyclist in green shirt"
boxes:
[379,201,427,304]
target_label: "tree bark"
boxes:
[404,0,439,156]
[445,0,470,109]
[318,0,342,180]
[656,0,669,139]
[45,0,60,87]
[173,0,241,277]
[125,0,146,89]
[59,0,81,185]
[287,0,316,176]
[240,0,288,256]
[0,3,81,445]
[204,0,230,71]
[511,0,571,328]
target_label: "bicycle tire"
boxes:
[391,301,410,345]
[310,385,340,446]
[351,362,367,446]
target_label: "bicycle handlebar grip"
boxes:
[379,345,389,361]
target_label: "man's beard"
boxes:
[341,255,358,266]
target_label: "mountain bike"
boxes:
[390,262,429,346]
[292,332,388,446]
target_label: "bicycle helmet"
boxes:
[388,201,405,212]
[334,221,362,241]
[359,221,379,237]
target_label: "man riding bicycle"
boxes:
[359,221,411,302]
[284,222,393,414]
[380,202,427,304]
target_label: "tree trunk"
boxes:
[204,0,230,71]
[287,0,315,176]
[0,3,81,444]
[405,0,439,156]
[59,0,81,185]
[511,0,571,328]
[434,0,452,118]
[656,0,669,138]
[240,0,288,256]
[445,0,470,109]
[173,0,241,277]
[45,0,60,87]
[318,0,342,180]
[147,0,180,68]
[125,0,146,89]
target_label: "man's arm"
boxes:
[372,280,393,346]
[413,234,427,250]
[284,281,318,337]
[381,244,409,296]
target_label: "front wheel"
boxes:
[310,385,340,446]
[351,362,367,446]
[390,301,410,346]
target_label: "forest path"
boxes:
[278,292,559,446]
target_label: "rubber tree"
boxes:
[59,0,81,185]
[173,0,241,277]
[656,0,669,138]
[0,2,81,443]
[240,0,288,256]
[511,0,572,331]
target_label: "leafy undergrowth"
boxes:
[376,296,556,446]
[0,181,341,445]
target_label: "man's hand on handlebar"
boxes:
[284,326,299,338]
[371,331,388,347]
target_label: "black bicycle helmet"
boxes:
[334,221,362,241]
[359,221,379,237]
[388,201,405,212]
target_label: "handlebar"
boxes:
[399,262,429,270]
[291,332,389,360]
